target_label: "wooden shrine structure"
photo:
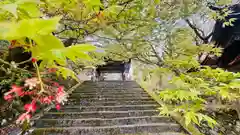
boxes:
[94,59,131,81]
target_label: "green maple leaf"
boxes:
[0,4,18,18]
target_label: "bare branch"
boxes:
[0,58,31,73]
[205,32,213,40]
[208,4,227,11]
[134,55,159,66]
[116,0,133,18]
[149,43,162,65]
[118,0,134,6]
[185,18,210,44]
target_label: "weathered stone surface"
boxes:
[64,100,157,106]
[48,104,158,112]
[34,116,174,127]
[40,110,159,119]
[32,123,181,135]
[31,81,185,135]
[68,97,155,102]
[69,93,150,98]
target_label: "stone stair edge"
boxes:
[33,115,168,121]
[33,123,180,130]
[44,109,158,114]
[60,104,158,108]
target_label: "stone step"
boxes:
[78,82,140,87]
[69,93,149,97]
[73,88,145,93]
[78,84,141,87]
[34,116,174,128]
[74,87,144,93]
[49,104,158,112]
[41,110,158,119]
[82,81,139,85]
[78,86,141,89]
[68,94,151,99]
[62,104,158,109]
[31,81,184,135]
[65,100,158,106]
[78,84,141,88]
[82,80,137,83]
[72,91,146,95]
[32,123,181,135]
[71,90,146,93]
[68,97,154,102]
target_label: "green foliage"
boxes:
[138,25,240,133]
[0,1,97,79]
[209,5,237,27]
[0,0,41,19]
[0,1,100,127]
[157,66,240,128]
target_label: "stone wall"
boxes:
[77,69,93,81]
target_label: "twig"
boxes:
[185,19,210,44]
[34,62,45,94]
[116,0,133,18]
[16,58,32,65]
[118,0,134,6]
[149,43,163,65]
[0,58,30,73]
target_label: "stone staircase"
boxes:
[31,81,185,135]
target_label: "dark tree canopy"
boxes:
[211,4,240,48]
[203,3,240,70]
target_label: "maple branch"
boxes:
[116,0,133,18]
[149,43,163,66]
[208,4,227,11]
